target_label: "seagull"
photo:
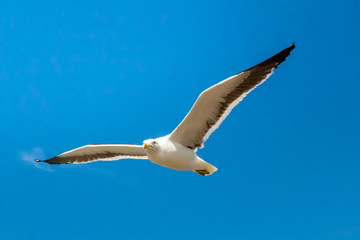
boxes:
[36,44,295,176]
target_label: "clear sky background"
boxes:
[1,1,359,239]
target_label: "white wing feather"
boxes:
[37,144,147,164]
[170,44,295,149]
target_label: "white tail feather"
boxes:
[193,158,217,176]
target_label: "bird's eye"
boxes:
[152,141,157,145]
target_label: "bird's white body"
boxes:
[144,136,211,172]
[144,136,196,170]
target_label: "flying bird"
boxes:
[36,44,295,176]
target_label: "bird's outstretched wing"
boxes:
[36,144,147,164]
[169,44,295,149]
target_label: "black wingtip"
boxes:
[245,43,295,73]
[35,159,43,163]
[283,43,295,53]
[289,42,296,50]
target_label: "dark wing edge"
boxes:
[199,43,296,146]
[170,43,295,149]
[35,144,147,165]
[244,43,295,73]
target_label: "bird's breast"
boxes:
[146,141,197,171]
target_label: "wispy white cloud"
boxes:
[20,147,53,172]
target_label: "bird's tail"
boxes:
[193,158,218,176]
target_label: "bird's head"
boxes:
[143,139,160,151]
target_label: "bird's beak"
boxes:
[143,142,150,149]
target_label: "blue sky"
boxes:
[1,0,359,239]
